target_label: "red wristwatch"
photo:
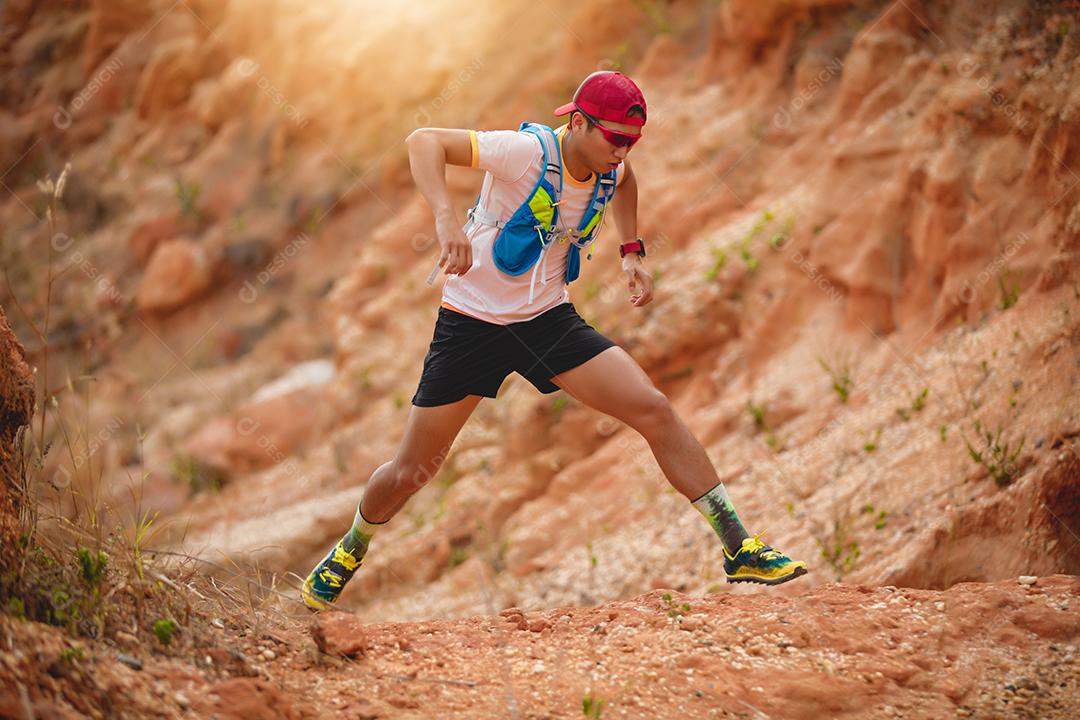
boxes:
[619,238,646,258]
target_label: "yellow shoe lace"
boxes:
[740,531,783,561]
[332,543,361,572]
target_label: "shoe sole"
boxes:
[726,565,808,586]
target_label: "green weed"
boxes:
[170,452,226,495]
[746,400,767,430]
[998,272,1020,310]
[704,247,727,281]
[964,419,1025,486]
[174,177,202,222]
[582,693,606,719]
[817,517,861,575]
[660,592,691,624]
[818,356,854,403]
[152,617,178,646]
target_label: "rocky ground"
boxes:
[1,575,1077,719]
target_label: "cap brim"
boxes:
[553,102,577,116]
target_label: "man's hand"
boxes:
[436,211,472,276]
[623,255,653,307]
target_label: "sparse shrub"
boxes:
[818,356,854,403]
[861,504,887,530]
[660,592,691,624]
[170,452,226,494]
[704,247,726,281]
[174,177,202,221]
[586,542,597,568]
[964,419,1025,486]
[769,215,796,250]
[152,618,178,646]
[746,400,767,430]
[998,272,1020,310]
[817,516,860,575]
[582,693,606,719]
[60,645,85,664]
[76,547,108,588]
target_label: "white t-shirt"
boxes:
[441,124,626,325]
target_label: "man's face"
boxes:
[569,111,642,174]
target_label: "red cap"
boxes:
[553,71,647,127]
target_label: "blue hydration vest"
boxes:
[465,122,618,304]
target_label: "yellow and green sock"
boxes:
[690,481,750,557]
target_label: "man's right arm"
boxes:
[405,128,477,276]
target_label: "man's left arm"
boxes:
[611,160,652,307]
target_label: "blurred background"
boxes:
[1,0,1078,671]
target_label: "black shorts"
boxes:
[411,302,618,407]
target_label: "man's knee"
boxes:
[628,389,676,437]
[389,456,445,495]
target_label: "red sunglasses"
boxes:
[576,109,642,149]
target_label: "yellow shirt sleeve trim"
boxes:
[469,130,479,169]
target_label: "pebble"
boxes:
[1018,576,1037,586]
[935,602,946,612]
[680,617,701,632]
[117,654,143,671]
[211,618,225,629]
[175,693,190,709]
[261,649,276,661]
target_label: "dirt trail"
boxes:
[2,576,1078,719]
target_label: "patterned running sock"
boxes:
[690,481,750,557]
[343,500,387,557]
[301,499,389,610]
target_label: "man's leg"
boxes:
[551,346,727,502]
[362,394,484,521]
[302,394,483,609]
[550,347,806,584]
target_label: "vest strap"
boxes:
[467,206,506,229]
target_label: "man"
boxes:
[302,71,806,612]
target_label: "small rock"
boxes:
[135,238,212,313]
[211,618,225,629]
[117,654,143,671]
[528,618,549,633]
[261,649,276,661]
[680,617,702,632]
[1018,576,1037,586]
[935,602,946,612]
[175,692,190,709]
[311,613,368,658]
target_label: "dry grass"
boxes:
[1,164,305,665]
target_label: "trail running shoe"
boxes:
[301,538,364,612]
[724,531,808,585]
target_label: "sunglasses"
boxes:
[576,109,642,149]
